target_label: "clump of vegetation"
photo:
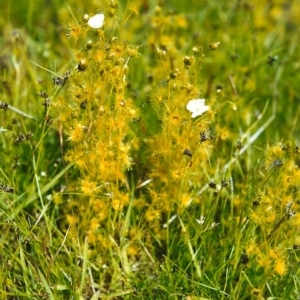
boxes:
[0,0,299,299]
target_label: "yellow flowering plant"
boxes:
[0,0,299,299]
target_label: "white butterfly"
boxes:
[87,13,105,29]
[186,99,209,118]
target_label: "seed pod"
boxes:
[82,14,90,23]
[80,100,87,109]
[86,40,93,50]
[183,56,193,67]
[169,71,178,80]
[208,181,217,189]
[77,59,88,72]
[192,45,201,53]
[108,8,116,17]
[200,131,209,142]
[240,253,249,265]
[110,0,119,9]
[209,42,220,50]
[183,149,193,157]
[156,48,167,61]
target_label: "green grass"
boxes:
[0,0,300,299]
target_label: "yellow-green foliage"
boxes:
[0,0,300,299]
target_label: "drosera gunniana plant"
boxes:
[47,2,225,296]
[1,0,300,299]
[58,2,300,298]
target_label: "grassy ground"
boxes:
[0,0,300,299]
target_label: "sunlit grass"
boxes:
[0,0,299,299]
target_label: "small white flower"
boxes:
[87,13,105,29]
[196,215,205,225]
[186,98,209,118]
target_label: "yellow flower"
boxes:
[81,180,97,194]
[67,123,84,143]
[274,258,287,276]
